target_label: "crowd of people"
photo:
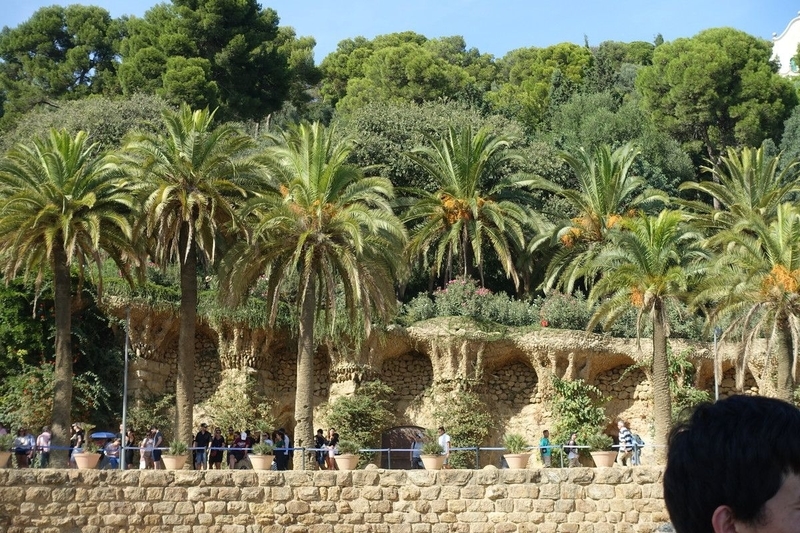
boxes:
[2,419,645,469]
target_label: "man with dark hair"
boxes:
[664,395,800,533]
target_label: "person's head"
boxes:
[228,427,234,434]
[570,432,577,441]
[664,395,800,533]
[617,420,626,430]
[200,423,208,431]
[317,429,324,436]
[17,427,25,435]
[149,426,157,434]
[214,427,222,436]
[438,426,445,435]
[542,430,549,438]
[42,426,50,433]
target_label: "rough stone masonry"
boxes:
[0,466,669,533]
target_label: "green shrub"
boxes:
[584,433,614,451]
[398,294,436,325]
[550,376,609,462]
[251,442,274,455]
[432,390,493,469]
[337,439,361,455]
[537,292,593,331]
[168,441,188,455]
[503,433,529,454]
[0,433,15,451]
[325,380,395,466]
[420,429,444,455]
[126,393,175,444]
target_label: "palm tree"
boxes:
[119,104,263,445]
[404,126,535,287]
[220,122,406,466]
[0,129,135,466]
[526,142,665,292]
[588,210,707,461]
[679,146,800,231]
[695,203,800,401]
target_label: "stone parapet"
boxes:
[0,467,670,532]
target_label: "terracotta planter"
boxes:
[590,451,616,467]
[0,451,11,468]
[503,453,531,469]
[250,454,274,471]
[334,454,359,471]
[161,454,188,470]
[73,452,101,470]
[420,454,445,470]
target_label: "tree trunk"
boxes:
[651,301,672,465]
[50,244,73,468]
[774,313,794,402]
[293,274,316,470]
[176,223,197,446]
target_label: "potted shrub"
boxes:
[0,433,13,468]
[334,440,361,470]
[162,441,189,470]
[73,440,101,470]
[420,429,445,470]
[250,442,275,471]
[503,433,531,469]
[585,433,615,467]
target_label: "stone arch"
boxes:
[595,363,650,424]
[379,351,434,422]
[484,356,541,434]
[718,366,759,398]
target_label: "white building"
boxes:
[773,11,800,76]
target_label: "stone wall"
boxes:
[0,467,670,533]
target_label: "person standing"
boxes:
[437,426,451,467]
[565,432,580,468]
[124,429,136,469]
[410,432,424,469]
[616,420,634,466]
[193,423,212,470]
[13,428,35,468]
[274,430,289,471]
[539,430,552,467]
[325,428,339,470]
[314,429,326,469]
[208,428,225,470]
[69,423,84,468]
[36,426,52,468]
[150,426,164,469]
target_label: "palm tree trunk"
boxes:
[651,301,672,465]
[50,244,72,468]
[774,313,794,402]
[176,223,197,446]
[294,274,316,470]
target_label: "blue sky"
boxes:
[2,0,796,61]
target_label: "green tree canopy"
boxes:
[488,43,593,130]
[320,32,495,112]
[637,28,797,163]
[119,0,311,121]
[0,5,120,126]
[0,93,169,154]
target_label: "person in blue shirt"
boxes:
[539,430,552,467]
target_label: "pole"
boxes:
[121,307,131,469]
[713,326,721,402]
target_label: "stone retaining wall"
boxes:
[0,467,670,533]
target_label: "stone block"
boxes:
[586,485,616,500]
[460,485,485,499]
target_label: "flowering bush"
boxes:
[536,292,593,331]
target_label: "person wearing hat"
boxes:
[193,423,212,470]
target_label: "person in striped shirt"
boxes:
[616,419,634,466]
